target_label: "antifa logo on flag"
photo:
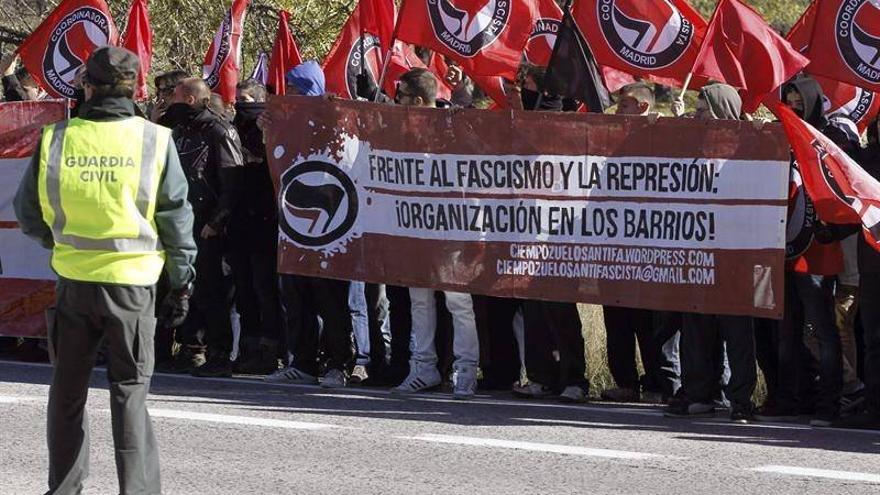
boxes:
[525,18,561,65]
[834,0,880,85]
[345,34,383,100]
[41,6,114,97]
[597,0,695,70]
[846,87,877,123]
[204,10,234,89]
[426,0,511,58]
[813,139,880,239]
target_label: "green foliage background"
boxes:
[0,0,814,86]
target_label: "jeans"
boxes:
[349,282,390,367]
[858,273,880,412]
[409,289,478,369]
[778,273,842,417]
[349,282,370,366]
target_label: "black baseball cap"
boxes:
[85,46,140,85]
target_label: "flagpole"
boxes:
[678,72,693,99]
[374,0,403,102]
[533,0,574,110]
[680,0,725,99]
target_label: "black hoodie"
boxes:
[784,75,827,130]
[232,101,277,233]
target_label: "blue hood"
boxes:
[285,61,325,96]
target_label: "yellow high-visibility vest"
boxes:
[37,117,170,285]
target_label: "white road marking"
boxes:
[513,417,668,429]
[399,433,663,460]
[749,465,880,484]
[148,408,336,430]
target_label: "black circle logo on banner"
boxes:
[345,34,382,99]
[849,88,876,123]
[786,161,817,260]
[525,18,561,65]
[597,0,694,70]
[836,0,880,85]
[426,0,510,58]
[279,161,359,247]
[41,7,113,98]
[203,11,233,89]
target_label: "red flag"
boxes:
[121,0,151,101]
[322,6,385,99]
[202,0,248,103]
[395,0,538,79]
[359,0,396,55]
[692,0,809,113]
[806,0,880,92]
[268,11,303,95]
[16,0,118,99]
[776,102,880,251]
[815,75,880,133]
[524,0,564,67]
[571,0,707,87]
[785,0,818,54]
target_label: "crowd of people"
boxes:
[1,45,878,433]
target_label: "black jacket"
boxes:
[2,75,27,102]
[160,103,244,232]
[859,145,880,273]
[232,102,277,227]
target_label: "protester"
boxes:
[150,70,188,122]
[156,77,244,378]
[265,61,356,389]
[386,68,479,400]
[756,76,848,427]
[0,53,42,101]
[229,79,283,375]
[665,84,757,423]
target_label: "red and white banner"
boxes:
[806,0,880,92]
[572,0,707,87]
[265,97,791,318]
[202,0,248,103]
[0,101,68,337]
[16,0,118,99]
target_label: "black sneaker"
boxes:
[234,356,280,375]
[840,389,866,415]
[156,350,205,374]
[754,404,798,422]
[831,409,880,430]
[192,356,233,378]
[664,401,715,418]
[730,406,755,424]
[810,412,839,428]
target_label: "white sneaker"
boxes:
[264,366,318,384]
[350,365,369,384]
[512,382,555,399]
[558,386,587,404]
[453,366,477,400]
[321,369,348,388]
[391,362,442,394]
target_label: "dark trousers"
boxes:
[858,273,880,412]
[227,238,281,347]
[754,317,779,404]
[480,297,524,389]
[681,313,756,409]
[386,285,412,376]
[523,301,587,391]
[280,274,353,375]
[604,306,656,391]
[183,234,232,356]
[778,272,842,416]
[46,280,160,495]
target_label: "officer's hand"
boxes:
[158,286,192,328]
[201,224,219,239]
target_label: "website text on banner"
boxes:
[265,97,790,318]
[0,101,67,338]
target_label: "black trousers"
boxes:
[603,306,656,391]
[859,273,880,412]
[480,297,524,389]
[46,280,160,495]
[681,313,756,409]
[182,233,233,357]
[386,285,412,375]
[280,274,353,375]
[523,301,587,391]
[227,235,281,347]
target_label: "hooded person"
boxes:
[756,75,846,427]
[667,84,758,423]
[264,61,358,389]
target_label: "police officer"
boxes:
[14,47,196,495]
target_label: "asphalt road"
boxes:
[1,360,878,495]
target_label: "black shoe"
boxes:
[730,406,755,424]
[234,356,280,375]
[831,410,880,430]
[192,356,233,378]
[754,404,799,422]
[663,400,715,418]
[810,412,839,428]
[156,350,205,374]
